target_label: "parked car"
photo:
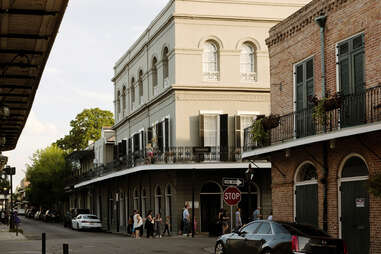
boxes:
[215,220,347,254]
[71,214,102,231]
[43,210,59,223]
[27,209,37,219]
[71,208,90,218]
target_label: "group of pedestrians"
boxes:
[130,210,171,239]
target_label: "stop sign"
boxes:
[223,186,241,206]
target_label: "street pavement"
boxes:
[0,217,216,254]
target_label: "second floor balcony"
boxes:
[244,85,381,156]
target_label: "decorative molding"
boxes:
[266,0,355,48]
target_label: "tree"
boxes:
[55,108,114,152]
[25,145,71,208]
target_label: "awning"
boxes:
[74,162,272,189]
[0,0,69,151]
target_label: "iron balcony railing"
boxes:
[244,85,381,152]
[70,146,245,185]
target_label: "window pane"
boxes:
[296,65,303,84]
[352,35,363,50]
[339,42,349,55]
[204,115,217,146]
[241,222,261,234]
[256,222,272,234]
[306,60,313,79]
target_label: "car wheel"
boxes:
[215,242,225,254]
[262,249,272,254]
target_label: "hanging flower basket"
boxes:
[261,114,280,131]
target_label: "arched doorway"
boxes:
[155,186,163,216]
[165,185,174,229]
[339,155,369,254]
[200,182,222,234]
[238,183,260,224]
[294,162,318,227]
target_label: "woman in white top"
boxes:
[134,211,143,239]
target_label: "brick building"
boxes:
[243,0,381,254]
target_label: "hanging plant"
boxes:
[262,114,280,130]
[369,173,381,197]
[250,118,270,146]
[310,91,342,122]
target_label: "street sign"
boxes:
[223,186,242,206]
[223,178,244,187]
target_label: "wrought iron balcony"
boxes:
[244,85,381,152]
[70,146,245,184]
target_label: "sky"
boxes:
[4,0,169,190]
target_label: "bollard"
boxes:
[63,243,69,254]
[42,233,46,254]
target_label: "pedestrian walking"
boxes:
[145,210,154,238]
[253,207,261,221]
[134,211,143,239]
[163,216,171,236]
[182,204,190,236]
[235,208,242,230]
[154,213,163,238]
[14,212,20,236]
[128,214,134,235]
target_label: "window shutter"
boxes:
[133,133,140,152]
[353,51,365,93]
[199,114,204,147]
[234,115,241,149]
[140,130,145,151]
[147,127,153,144]
[113,144,118,160]
[118,142,122,158]
[220,114,228,161]
[157,122,164,152]
[296,64,305,111]
[122,140,127,156]
[128,138,132,155]
[164,118,169,152]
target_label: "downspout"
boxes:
[315,15,329,232]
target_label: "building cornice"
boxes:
[177,0,308,7]
[266,0,355,48]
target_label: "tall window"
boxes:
[165,185,173,222]
[141,188,147,217]
[240,43,256,82]
[204,115,218,147]
[133,188,139,211]
[130,78,135,110]
[152,57,158,96]
[122,86,126,112]
[163,47,169,87]
[139,70,143,104]
[203,41,219,81]
[117,90,121,116]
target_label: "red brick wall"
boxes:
[271,132,381,254]
[267,0,381,116]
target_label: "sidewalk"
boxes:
[0,223,26,240]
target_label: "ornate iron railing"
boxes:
[244,85,381,152]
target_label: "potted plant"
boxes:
[261,114,280,130]
[309,91,342,122]
[250,118,270,147]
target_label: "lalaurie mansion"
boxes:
[66,0,309,234]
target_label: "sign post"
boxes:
[223,186,241,233]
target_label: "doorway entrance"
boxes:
[294,162,318,227]
[200,182,222,235]
[339,156,369,254]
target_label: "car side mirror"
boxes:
[239,231,247,236]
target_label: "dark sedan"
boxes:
[215,220,347,254]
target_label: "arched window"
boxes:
[155,186,162,216]
[162,47,169,87]
[240,42,256,81]
[133,188,139,211]
[117,90,121,116]
[139,70,143,104]
[203,41,219,81]
[130,78,135,110]
[165,185,173,225]
[296,163,318,182]
[152,57,158,96]
[341,157,368,178]
[122,86,126,112]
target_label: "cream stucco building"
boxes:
[69,0,311,234]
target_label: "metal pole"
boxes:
[63,243,69,254]
[230,206,233,233]
[42,233,46,254]
[10,174,13,230]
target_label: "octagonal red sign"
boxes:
[223,186,241,206]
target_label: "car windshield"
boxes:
[82,215,98,220]
[280,223,329,237]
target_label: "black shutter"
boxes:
[122,140,127,156]
[234,115,241,149]
[128,138,132,154]
[148,127,153,144]
[164,118,169,152]
[113,145,118,160]
[140,130,145,152]
[118,142,122,158]
[199,114,204,147]
[220,114,228,161]
[133,133,140,153]
[157,122,163,153]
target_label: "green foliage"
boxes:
[369,173,381,197]
[25,145,71,208]
[250,119,269,146]
[312,98,326,123]
[55,108,114,152]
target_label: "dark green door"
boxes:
[295,58,315,138]
[200,194,220,234]
[295,184,318,227]
[338,34,365,127]
[341,180,369,254]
